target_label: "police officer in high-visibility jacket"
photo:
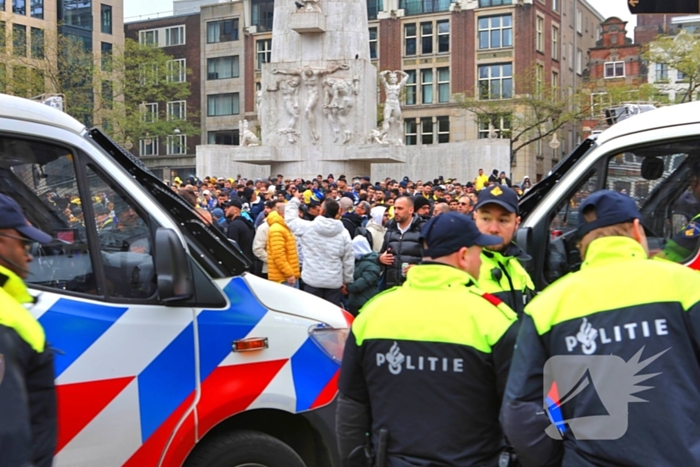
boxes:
[473,185,534,316]
[502,191,700,467]
[659,163,700,263]
[0,194,56,467]
[336,212,519,467]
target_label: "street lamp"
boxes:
[549,133,561,164]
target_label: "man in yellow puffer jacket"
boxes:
[266,210,301,287]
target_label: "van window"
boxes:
[0,137,98,294]
[85,164,157,299]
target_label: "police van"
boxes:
[517,100,700,290]
[0,94,350,466]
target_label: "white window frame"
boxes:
[437,20,449,53]
[478,14,513,50]
[655,63,668,81]
[165,26,185,46]
[604,61,625,78]
[478,63,513,100]
[405,118,417,145]
[536,16,544,53]
[139,29,158,46]
[421,69,433,104]
[139,137,158,156]
[437,67,450,103]
[404,23,416,56]
[139,62,158,86]
[421,22,433,55]
[478,115,511,139]
[140,102,158,123]
[167,59,186,83]
[256,39,272,69]
[166,135,187,155]
[576,8,582,34]
[536,63,544,96]
[552,25,559,60]
[552,70,559,92]
[576,48,582,75]
[167,100,186,121]
[405,70,417,105]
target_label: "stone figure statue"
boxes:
[298,0,322,12]
[323,75,360,144]
[256,89,263,127]
[239,119,260,147]
[272,63,349,143]
[267,76,302,143]
[377,70,410,146]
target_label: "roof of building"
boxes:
[0,93,85,134]
[596,101,700,145]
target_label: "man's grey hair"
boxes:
[338,197,354,213]
[357,201,371,216]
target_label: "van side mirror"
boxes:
[155,228,194,302]
[641,157,665,180]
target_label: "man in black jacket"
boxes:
[379,196,426,288]
[224,198,255,263]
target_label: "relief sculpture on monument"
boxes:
[323,75,360,144]
[267,75,302,143]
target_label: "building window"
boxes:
[552,0,558,12]
[536,63,544,96]
[405,118,417,145]
[140,30,158,47]
[167,135,187,155]
[101,4,112,34]
[405,70,416,105]
[478,114,511,138]
[140,138,158,156]
[207,19,238,43]
[437,116,449,143]
[208,130,239,145]
[165,26,185,46]
[140,103,158,123]
[167,100,186,121]
[678,70,686,81]
[405,23,416,56]
[479,0,512,6]
[568,43,573,70]
[252,0,274,31]
[421,118,433,144]
[207,56,239,80]
[478,15,512,50]
[576,48,582,75]
[167,59,186,82]
[552,70,559,91]
[13,0,24,14]
[552,25,559,60]
[208,93,239,116]
[256,39,271,69]
[478,63,513,100]
[437,67,449,103]
[101,42,112,71]
[536,16,544,52]
[30,27,43,59]
[576,8,582,34]
[63,0,93,30]
[421,22,433,54]
[0,22,6,52]
[437,20,449,53]
[367,0,382,19]
[369,27,378,59]
[400,0,453,15]
[12,24,26,57]
[656,63,668,81]
[30,0,42,18]
[101,80,112,109]
[604,61,625,78]
[421,69,433,104]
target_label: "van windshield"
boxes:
[86,128,250,279]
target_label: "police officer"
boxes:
[502,191,700,466]
[337,212,519,467]
[473,185,534,316]
[0,194,56,467]
[659,162,700,263]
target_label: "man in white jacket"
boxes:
[252,200,284,279]
[285,192,354,306]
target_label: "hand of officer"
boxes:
[379,251,394,265]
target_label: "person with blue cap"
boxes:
[502,190,700,467]
[337,212,519,467]
[474,184,535,316]
[0,194,56,467]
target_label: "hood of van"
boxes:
[238,274,349,329]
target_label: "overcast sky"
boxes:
[124,0,636,35]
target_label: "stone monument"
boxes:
[224,0,403,179]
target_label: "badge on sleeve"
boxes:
[684,222,700,238]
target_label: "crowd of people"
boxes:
[168,168,530,312]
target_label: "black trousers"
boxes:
[303,284,342,307]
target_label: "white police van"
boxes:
[517,101,700,290]
[0,94,349,466]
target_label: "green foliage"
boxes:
[643,30,700,103]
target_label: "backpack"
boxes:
[354,225,374,250]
